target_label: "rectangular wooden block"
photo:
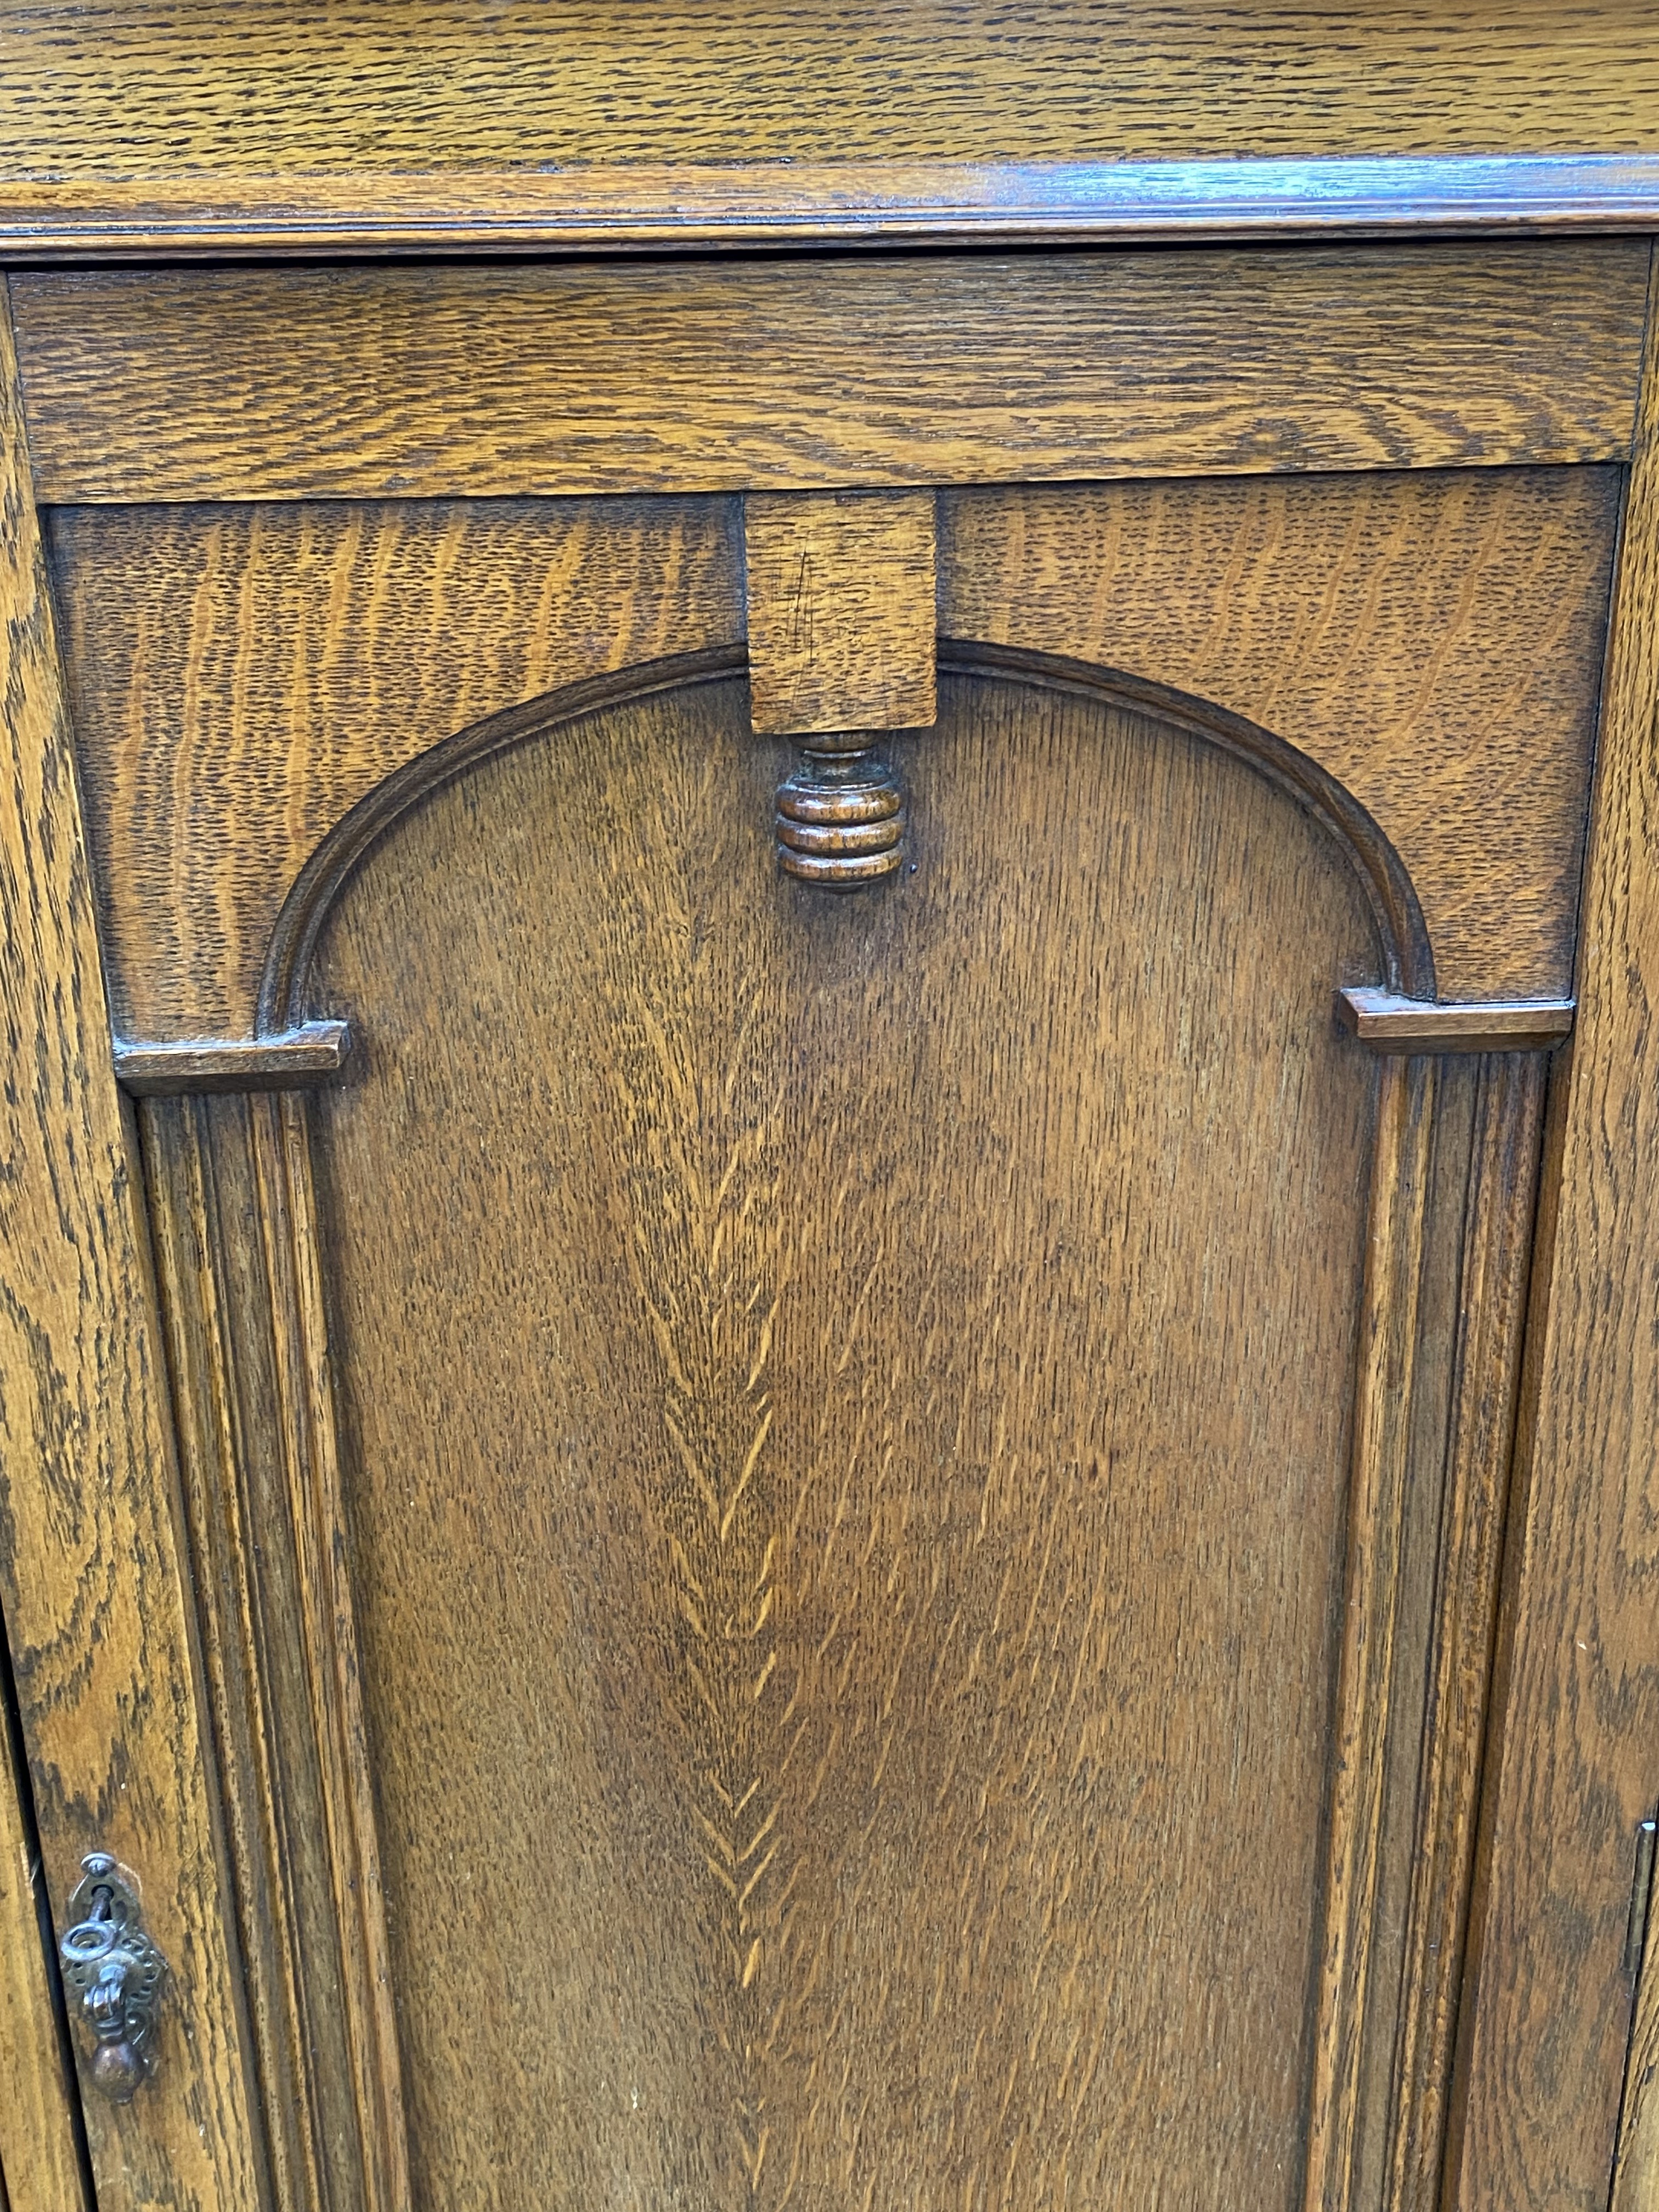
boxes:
[744,489,937,734]
[10,241,1647,503]
[1336,988,1575,1053]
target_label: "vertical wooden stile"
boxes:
[1384,1052,1548,2211]
[1460,241,1659,2208]
[250,1093,410,2212]
[0,279,263,2208]
[1304,1056,1438,2212]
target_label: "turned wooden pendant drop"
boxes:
[775,730,906,887]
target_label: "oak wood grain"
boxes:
[943,467,1622,1003]
[12,244,1646,505]
[138,1086,410,2212]
[2,2,1659,172]
[47,495,743,1039]
[256,1091,408,2212]
[7,156,1659,262]
[0,286,263,2207]
[744,491,937,736]
[0,1617,89,2212]
[1346,1060,1483,2212]
[269,649,1455,2207]
[47,469,1613,1044]
[1305,1055,1437,2212]
[139,1096,343,2212]
[1386,1053,1547,2212]
[1336,991,1574,1053]
[115,1024,352,1098]
[1455,254,1659,2210]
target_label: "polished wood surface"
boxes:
[744,490,938,737]
[1388,1053,1547,2211]
[943,467,1622,1003]
[1,16,1651,2198]
[1457,262,1659,2207]
[1,2,1657,175]
[7,155,1659,262]
[0,293,261,2211]
[47,495,743,1039]
[0,1629,89,2212]
[1335,991,1574,1054]
[47,467,1616,1046]
[12,245,1646,505]
[306,663,1385,2207]
[151,630,1521,2210]
[114,1024,352,1097]
[139,1090,408,2212]
[1305,1053,1436,2212]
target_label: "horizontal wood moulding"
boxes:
[5,156,1659,259]
[1336,988,1575,1053]
[112,1021,351,1095]
[14,241,1646,504]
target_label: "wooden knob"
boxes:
[775,734,905,887]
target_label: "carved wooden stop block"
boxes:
[743,488,938,885]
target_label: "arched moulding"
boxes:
[258,635,1433,1031]
[939,640,1436,1002]
[258,643,748,1034]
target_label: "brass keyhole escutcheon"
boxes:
[59,1852,166,2102]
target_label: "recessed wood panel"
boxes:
[292,665,1391,2208]
[12,244,1646,505]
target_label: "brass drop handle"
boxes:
[58,1853,165,2102]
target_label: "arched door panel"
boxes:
[266,662,1389,2209]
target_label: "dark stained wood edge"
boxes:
[115,1022,352,1097]
[3,155,1659,261]
[1382,1051,1548,2212]
[1337,988,1575,1053]
[0,1593,92,2212]
[258,641,1432,1030]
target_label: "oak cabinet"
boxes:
[5,42,1659,2212]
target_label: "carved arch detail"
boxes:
[257,638,1435,1030]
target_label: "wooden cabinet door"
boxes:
[5,242,1657,2212]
